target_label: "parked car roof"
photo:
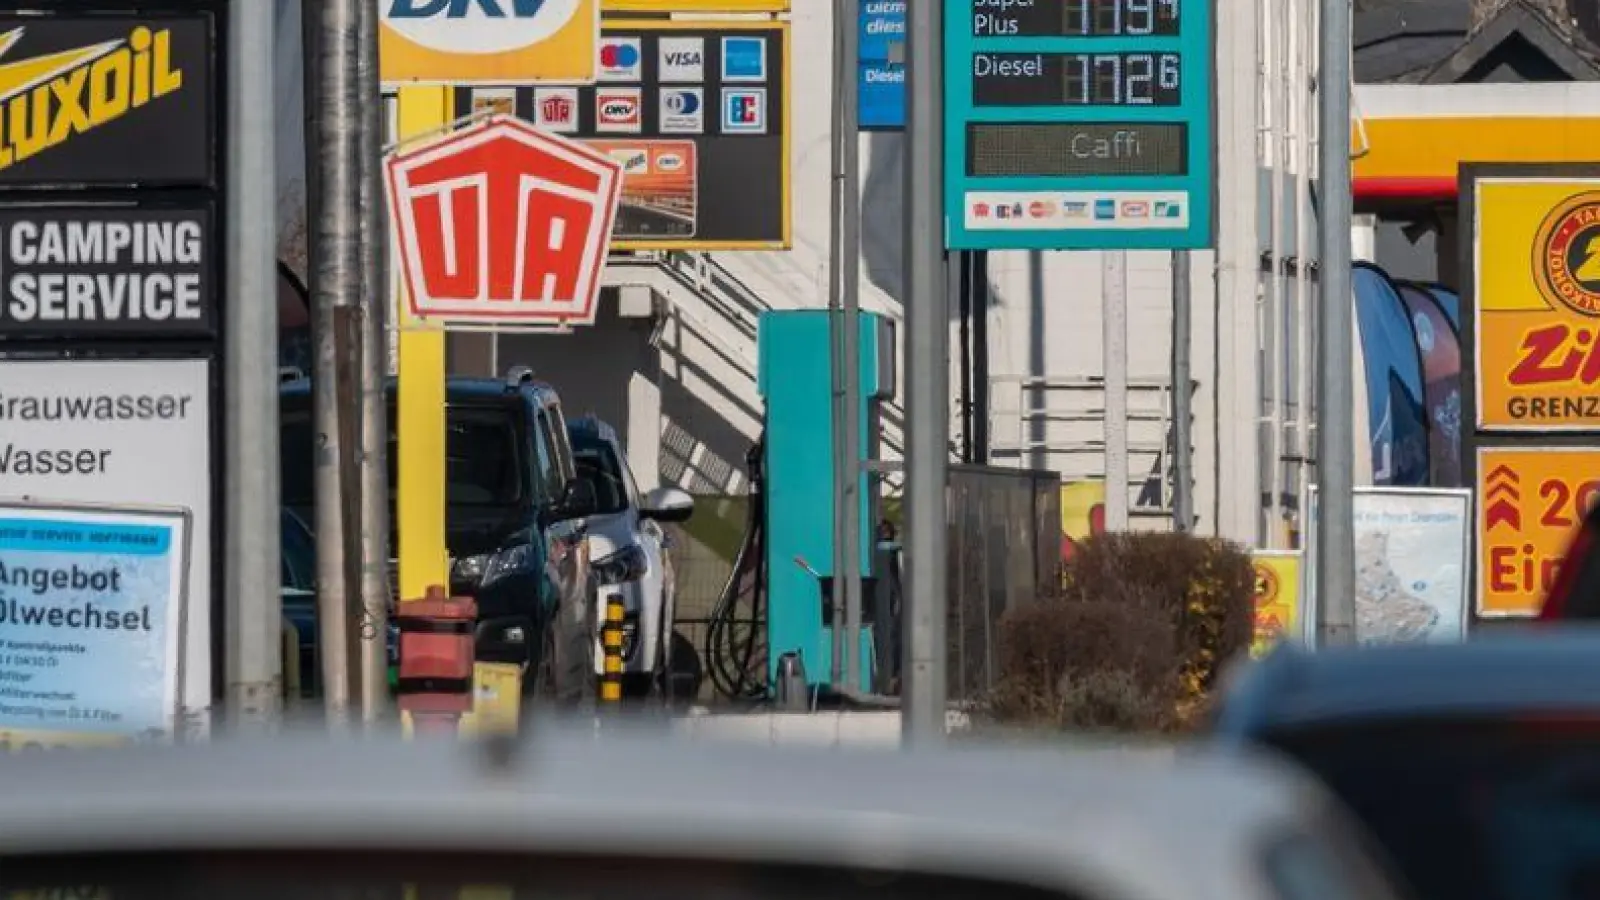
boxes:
[278,375,561,405]
[1212,628,1600,736]
[567,413,619,447]
[0,726,1338,900]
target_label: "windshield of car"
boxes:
[572,439,633,516]
[280,399,529,509]
[1265,718,1600,900]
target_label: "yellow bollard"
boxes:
[600,597,625,705]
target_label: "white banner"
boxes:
[0,358,212,729]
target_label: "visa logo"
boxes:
[389,0,550,16]
[664,51,702,65]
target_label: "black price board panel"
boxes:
[966,122,1188,178]
[0,206,216,339]
[972,51,1182,106]
[970,0,1183,38]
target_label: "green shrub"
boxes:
[984,531,1255,733]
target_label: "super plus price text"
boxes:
[972,0,1181,37]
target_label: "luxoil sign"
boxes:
[0,16,213,187]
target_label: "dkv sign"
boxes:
[386,116,623,326]
[380,0,600,84]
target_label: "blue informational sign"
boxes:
[945,0,1215,250]
[859,1,906,129]
[0,503,189,741]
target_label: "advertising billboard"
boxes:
[0,206,216,340]
[1305,486,1472,644]
[0,499,192,748]
[0,14,216,188]
[1250,551,1300,657]
[859,1,905,130]
[460,20,789,249]
[380,0,600,85]
[1466,169,1600,432]
[1474,445,1600,617]
[0,357,213,728]
[943,0,1215,251]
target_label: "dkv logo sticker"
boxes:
[384,0,582,55]
[380,0,597,83]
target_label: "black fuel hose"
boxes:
[705,430,769,703]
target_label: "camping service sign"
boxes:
[0,207,214,339]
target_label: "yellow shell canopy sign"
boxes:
[1473,176,1600,431]
[380,0,600,85]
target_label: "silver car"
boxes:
[0,727,1406,900]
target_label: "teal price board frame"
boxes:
[944,0,1215,251]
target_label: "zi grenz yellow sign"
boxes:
[1473,177,1600,431]
[1476,445,1600,616]
[1250,552,1300,656]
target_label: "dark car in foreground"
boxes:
[279,369,597,703]
[1209,633,1600,900]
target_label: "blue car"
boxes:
[278,369,597,704]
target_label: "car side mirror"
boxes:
[640,486,695,523]
[554,478,598,522]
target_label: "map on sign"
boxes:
[1306,487,1471,645]
[945,0,1213,251]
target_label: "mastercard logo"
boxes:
[599,40,640,71]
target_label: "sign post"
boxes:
[379,1,604,732]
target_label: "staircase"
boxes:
[603,250,907,492]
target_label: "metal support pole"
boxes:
[958,252,974,464]
[354,0,391,725]
[832,0,857,682]
[1315,0,1355,645]
[972,251,991,465]
[1172,251,1194,533]
[224,0,281,728]
[312,0,361,725]
[839,0,864,696]
[1103,253,1129,531]
[902,0,947,743]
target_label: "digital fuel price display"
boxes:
[972,0,1182,37]
[946,0,1214,251]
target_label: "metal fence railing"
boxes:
[947,465,1063,707]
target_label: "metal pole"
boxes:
[354,0,391,725]
[827,0,847,691]
[312,0,360,725]
[1172,251,1193,532]
[1103,253,1129,531]
[839,0,864,696]
[902,0,947,743]
[972,251,990,465]
[958,252,973,464]
[225,0,281,729]
[1315,0,1355,645]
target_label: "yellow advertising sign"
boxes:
[1476,445,1600,616]
[1474,177,1600,431]
[1059,481,1105,563]
[1251,552,1300,657]
[380,0,600,85]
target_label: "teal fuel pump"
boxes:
[756,309,895,695]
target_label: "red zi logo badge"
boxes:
[1534,192,1600,317]
[385,116,623,326]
